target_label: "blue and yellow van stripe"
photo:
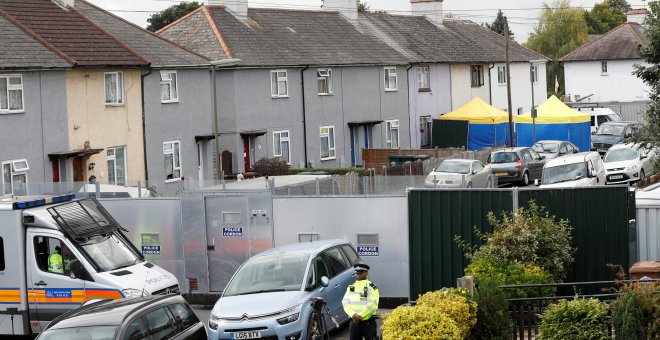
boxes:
[0,288,124,305]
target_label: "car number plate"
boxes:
[597,149,607,153]
[610,175,623,180]
[496,172,508,176]
[232,331,261,339]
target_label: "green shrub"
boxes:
[381,305,461,340]
[251,158,290,176]
[467,278,513,340]
[465,258,555,299]
[539,297,609,340]
[612,291,645,339]
[416,289,477,337]
[457,201,576,281]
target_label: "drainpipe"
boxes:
[406,64,414,148]
[301,66,310,168]
[488,63,495,105]
[141,68,152,183]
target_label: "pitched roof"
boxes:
[158,6,410,67]
[359,13,546,63]
[0,0,147,68]
[75,0,209,68]
[0,14,71,69]
[560,23,647,62]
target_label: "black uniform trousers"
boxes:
[349,318,377,340]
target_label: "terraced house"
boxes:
[0,0,210,195]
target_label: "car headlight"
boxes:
[276,304,302,325]
[122,289,148,298]
[209,312,220,330]
[627,164,638,171]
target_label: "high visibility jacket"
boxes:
[48,252,63,274]
[342,279,379,320]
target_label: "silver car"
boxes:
[424,159,494,188]
[532,140,579,159]
[604,143,658,184]
[207,240,360,340]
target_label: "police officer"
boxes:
[342,263,379,340]
[48,246,64,274]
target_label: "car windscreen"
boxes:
[532,143,558,153]
[604,148,638,162]
[435,161,470,174]
[542,162,589,184]
[596,124,625,136]
[607,113,621,122]
[223,253,310,296]
[37,326,118,340]
[80,234,141,272]
[490,152,518,163]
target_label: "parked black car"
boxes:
[591,121,644,155]
[35,294,206,340]
[488,147,546,186]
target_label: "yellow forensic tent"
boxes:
[514,96,591,151]
[437,97,511,150]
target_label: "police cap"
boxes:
[354,263,370,272]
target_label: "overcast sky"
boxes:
[86,0,648,43]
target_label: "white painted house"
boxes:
[561,9,650,103]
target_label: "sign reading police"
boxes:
[357,245,379,256]
[141,245,161,255]
[223,227,243,237]
[46,288,72,298]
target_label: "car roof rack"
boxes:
[47,198,127,241]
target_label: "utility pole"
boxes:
[505,21,514,147]
[531,63,537,144]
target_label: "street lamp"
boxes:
[210,58,241,183]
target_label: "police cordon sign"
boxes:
[142,245,161,255]
[357,245,379,256]
[223,227,243,237]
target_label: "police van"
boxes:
[0,195,179,336]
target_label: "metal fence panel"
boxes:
[636,206,660,260]
[407,189,514,299]
[518,187,635,283]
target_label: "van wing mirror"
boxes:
[69,260,93,281]
[320,276,329,288]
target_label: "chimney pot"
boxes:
[410,0,443,26]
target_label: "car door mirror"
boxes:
[539,155,545,160]
[319,276,329,288]
[591,131,596,135]
[69,260,92,281]
[641,153,648,159]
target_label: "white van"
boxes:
[0,195,179,336]
[538,152,606,188]
[577,107,622,134]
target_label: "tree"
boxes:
[526,0,588,96]
[485,10,514,39]
[584,0,631,34]
[635,1,660,147]
[357,0,370,12]
[146,1,202,32]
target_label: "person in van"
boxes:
[48,246,64,274]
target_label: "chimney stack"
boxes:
[411,0,443,26]
[52,0,74,8]
[322,0,358,21]
[626,8,648,26]
[209,0,248,21]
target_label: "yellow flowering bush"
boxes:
[416,289,478,337]
[382,305,461,340]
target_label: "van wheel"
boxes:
[521,172,529,186]
[640,169,646,181]
[307,313,323,340]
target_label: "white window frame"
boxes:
[417,66,430,90]
[160,70,179,103]
[0,74,24,113]
[384,67,398,91]
[163,140,182,182]
[107,146,127,186]
[386,120,400,149]
[317,68,333,95]
[270,70,289,98]
[104,71,124,105]
[471,65,484,87]
[531,65,539,84]
[273,130,291,164]
[497,66,507,85]
[2,159,29,196]
[601,61,608,75]
[320,126,336,160]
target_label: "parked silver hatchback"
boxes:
[207,239,360,340]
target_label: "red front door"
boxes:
[51,160,60,182]
[242,135,250,171]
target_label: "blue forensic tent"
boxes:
[439,97,511,150]
[514,96,590,151]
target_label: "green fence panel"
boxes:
[408,189,514,299]
[431,119,468,149]
[518,187,636,283]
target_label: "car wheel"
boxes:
[466,182,473,189]
[640,169,646,181]
[521,172,529,186]
[307,313,324,340]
